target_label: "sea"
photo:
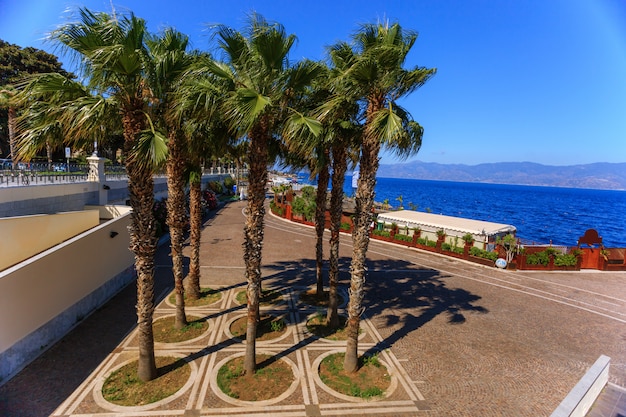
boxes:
[320,175,626,248]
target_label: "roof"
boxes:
[376,210,516,237]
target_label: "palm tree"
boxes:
[173,51,237,301]
[337,22,436,372]
[207,14,321,374]
[316,45,363,329]
[20,8,169,381]
[148,28,196,329]
[282,122,331,300]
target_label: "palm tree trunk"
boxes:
[344,111,381,373]
[185,170,202,300]
[314,156,330,299]
[46,140,53,171]
[124,108,158,382]
[327,145,347,329]
[243,125,269,375]
[166,130,188,329]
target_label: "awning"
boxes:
[376,210,516,237]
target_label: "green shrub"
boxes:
[554,253,578,266]
[372,229,391,238]
[223,176,235,190]
[301,185,316,200]
[441,242,452,251]
[207,181,223,194]
[270,201,284,216]
[469,246,498,261]
[394,234,412,242]
[340,222,351,231]
[526,250,550,266]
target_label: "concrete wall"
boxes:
[0,210,135,383]
[0,174,228,217]
[0,210,100,270]
[0,172,233,383]
[0,182,99,217]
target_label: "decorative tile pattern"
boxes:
[51,286,429,416]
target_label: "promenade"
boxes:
[1,199,625,416]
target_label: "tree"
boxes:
[149,28,196,329]
[0,39,70,164]
[317,48,363,328]
[281,72,332,300]
[175,51,235,300]
[17,8,168,382]
[336,22,436,372]
[206,14,321,374]
[396,195,404,209]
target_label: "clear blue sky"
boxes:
[1,0,625,166]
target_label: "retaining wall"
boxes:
[0,209,134,383]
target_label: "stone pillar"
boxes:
[87,155,108,205]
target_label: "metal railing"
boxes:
[0,164,243,187]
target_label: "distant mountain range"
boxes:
[375,161,626,190]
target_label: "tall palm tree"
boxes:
[19,8,169,382]
[207,14,321,374]
[337,22,436,372]
[317,44,364,329]
[174,53,231,300]
[282,125,331,300]
[148,28,196,329]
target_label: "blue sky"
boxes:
[1,0,625,166]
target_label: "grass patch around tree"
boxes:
[217,354,294,401]
[235,288,284,306]
[299,289,344,307]
[319,352,390,399]
[168,287,222,307]
[306,313,350,340]
[102,356,190,406]
[229,314,287,341]
[153,315,209,343]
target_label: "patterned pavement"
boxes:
[1,199,626,416]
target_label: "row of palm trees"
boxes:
[11,8,435,381]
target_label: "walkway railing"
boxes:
[0,164,244,188]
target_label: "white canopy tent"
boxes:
[375,210,516,246]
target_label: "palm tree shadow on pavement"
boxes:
[361,259,489,356]
[261,256,488,356]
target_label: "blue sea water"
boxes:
[337,176,626,248]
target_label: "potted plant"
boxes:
[412,227,421,244]
[390,222,398,237]
[435,229,446,251]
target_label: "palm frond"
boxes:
[129,124,168,170]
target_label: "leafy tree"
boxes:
[333,22,436,372]
[0,39,71,164]
[496,233,519,264]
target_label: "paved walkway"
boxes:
[1,200,625,416]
